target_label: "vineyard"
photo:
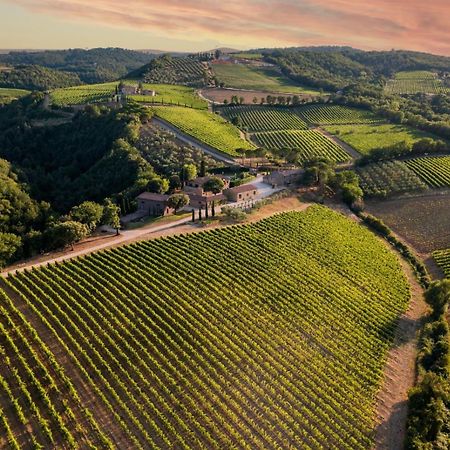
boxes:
[295,104,380,125]
[323,123,436,155]
[384,71,449,95]
[253,130,350,163]
[433,248,450,278]
[0,87,30,104]
[51,82,207,109]
[357,161,428,198]
[404,156,450,188]
[220,105,308,131]
[0,206,410,449]
[151,106,255,156]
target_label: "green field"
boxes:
[151,106,255,156]
[0,206,410,448]
[324,123,436,155]
[51,81,207,109]
[384,71,449,95]
[220,105,308,131]
[404,155,450,188]
[0,87,30,104]
[433,248,450,278]
[295,104,381,125]
[211,63,321,94]
[229,52,264,60]
[253,130,351,163]
[357,160,428,198]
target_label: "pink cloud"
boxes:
[8,0,450,55]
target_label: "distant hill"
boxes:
[127,54,208,87]
[0,48,153,83]
[0,65,81,90]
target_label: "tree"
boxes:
[147,177,169,194]
[167,194,189,213]
[46,221,88,251]
[0,233,22,268]
[169,174,182,192]
[181,164,197,184]
[102,199,121,235]
[425,280,450,318]
[203,177,225,194]
[70,201,104,232]
[252,97,258,104]
[199,158,206,177]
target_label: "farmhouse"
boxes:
[120,84,138,95]
[263,169,303,187]
[184,176,230,195]
[224,184,258,202]
[183,176,229,208]
[136,192,174,216]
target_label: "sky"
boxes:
[0,0,449,55]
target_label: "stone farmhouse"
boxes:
[183,176,229,208]
[263,169,303,187]
[136,192,174,216]
[224,184,258,202]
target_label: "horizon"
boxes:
[1,1,449,57]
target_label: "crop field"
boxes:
[433,248,450,278]
[211,63,321,94]
[220,105,308,131]
[323,123,436,155]
[357,161,428,198]
[0,206,410,449]
[151,106,255,156]
[295,104,380,125]
[366,195,450,253]
[51,82,207,109]
[0,87,31,104]
[384,71,449,95]
[253,130,351,162]
[404,156,450,188]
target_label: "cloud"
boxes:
[7,0,450,54]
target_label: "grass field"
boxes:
[295,104,381,125]
[323,123,436,155]
[253,130,351,163]
[433,248,450,278]
[0,87,30,104]
[404,155,450,188]
[366,195,450,253]
[211,63,321,94]
[51,81,207,109]
[151,106,255,156]
[357,161,428,198]
[384,71,449,95]
[220,105,308,131]
[0,206,410,449]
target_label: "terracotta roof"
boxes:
[226,184,258,193]
[137,192,170,202]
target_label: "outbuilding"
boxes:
[224,184,258,202]
[136,192,174,216]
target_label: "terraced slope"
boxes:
[0,206,410,449]
[295,104,380,125]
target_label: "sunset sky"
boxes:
[1,0,449,55]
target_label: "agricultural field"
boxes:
[384,71,449,95]
[366,195,450,253]
[433,249,450,278]
[0,87,30,104]
[357,161,428,198]
[323,123,437,155]
[220,105,308,131]
[295,104,381,125]
[51,82,207,109]
[0,206,410,449]
[150,106,255,156]
[229,53,264,60]
[211,62,321,94]
[253,130,351,163]
[404,155,450,188]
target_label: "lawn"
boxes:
[151,106,256,156]
[323,123,437,155]
[0,87,30,103]
[211,63,322,94]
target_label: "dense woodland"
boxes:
[0,48,153,83]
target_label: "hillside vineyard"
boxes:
[0,207,410,449]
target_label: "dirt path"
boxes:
[373,257,427,450]
[316,127,362,159]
